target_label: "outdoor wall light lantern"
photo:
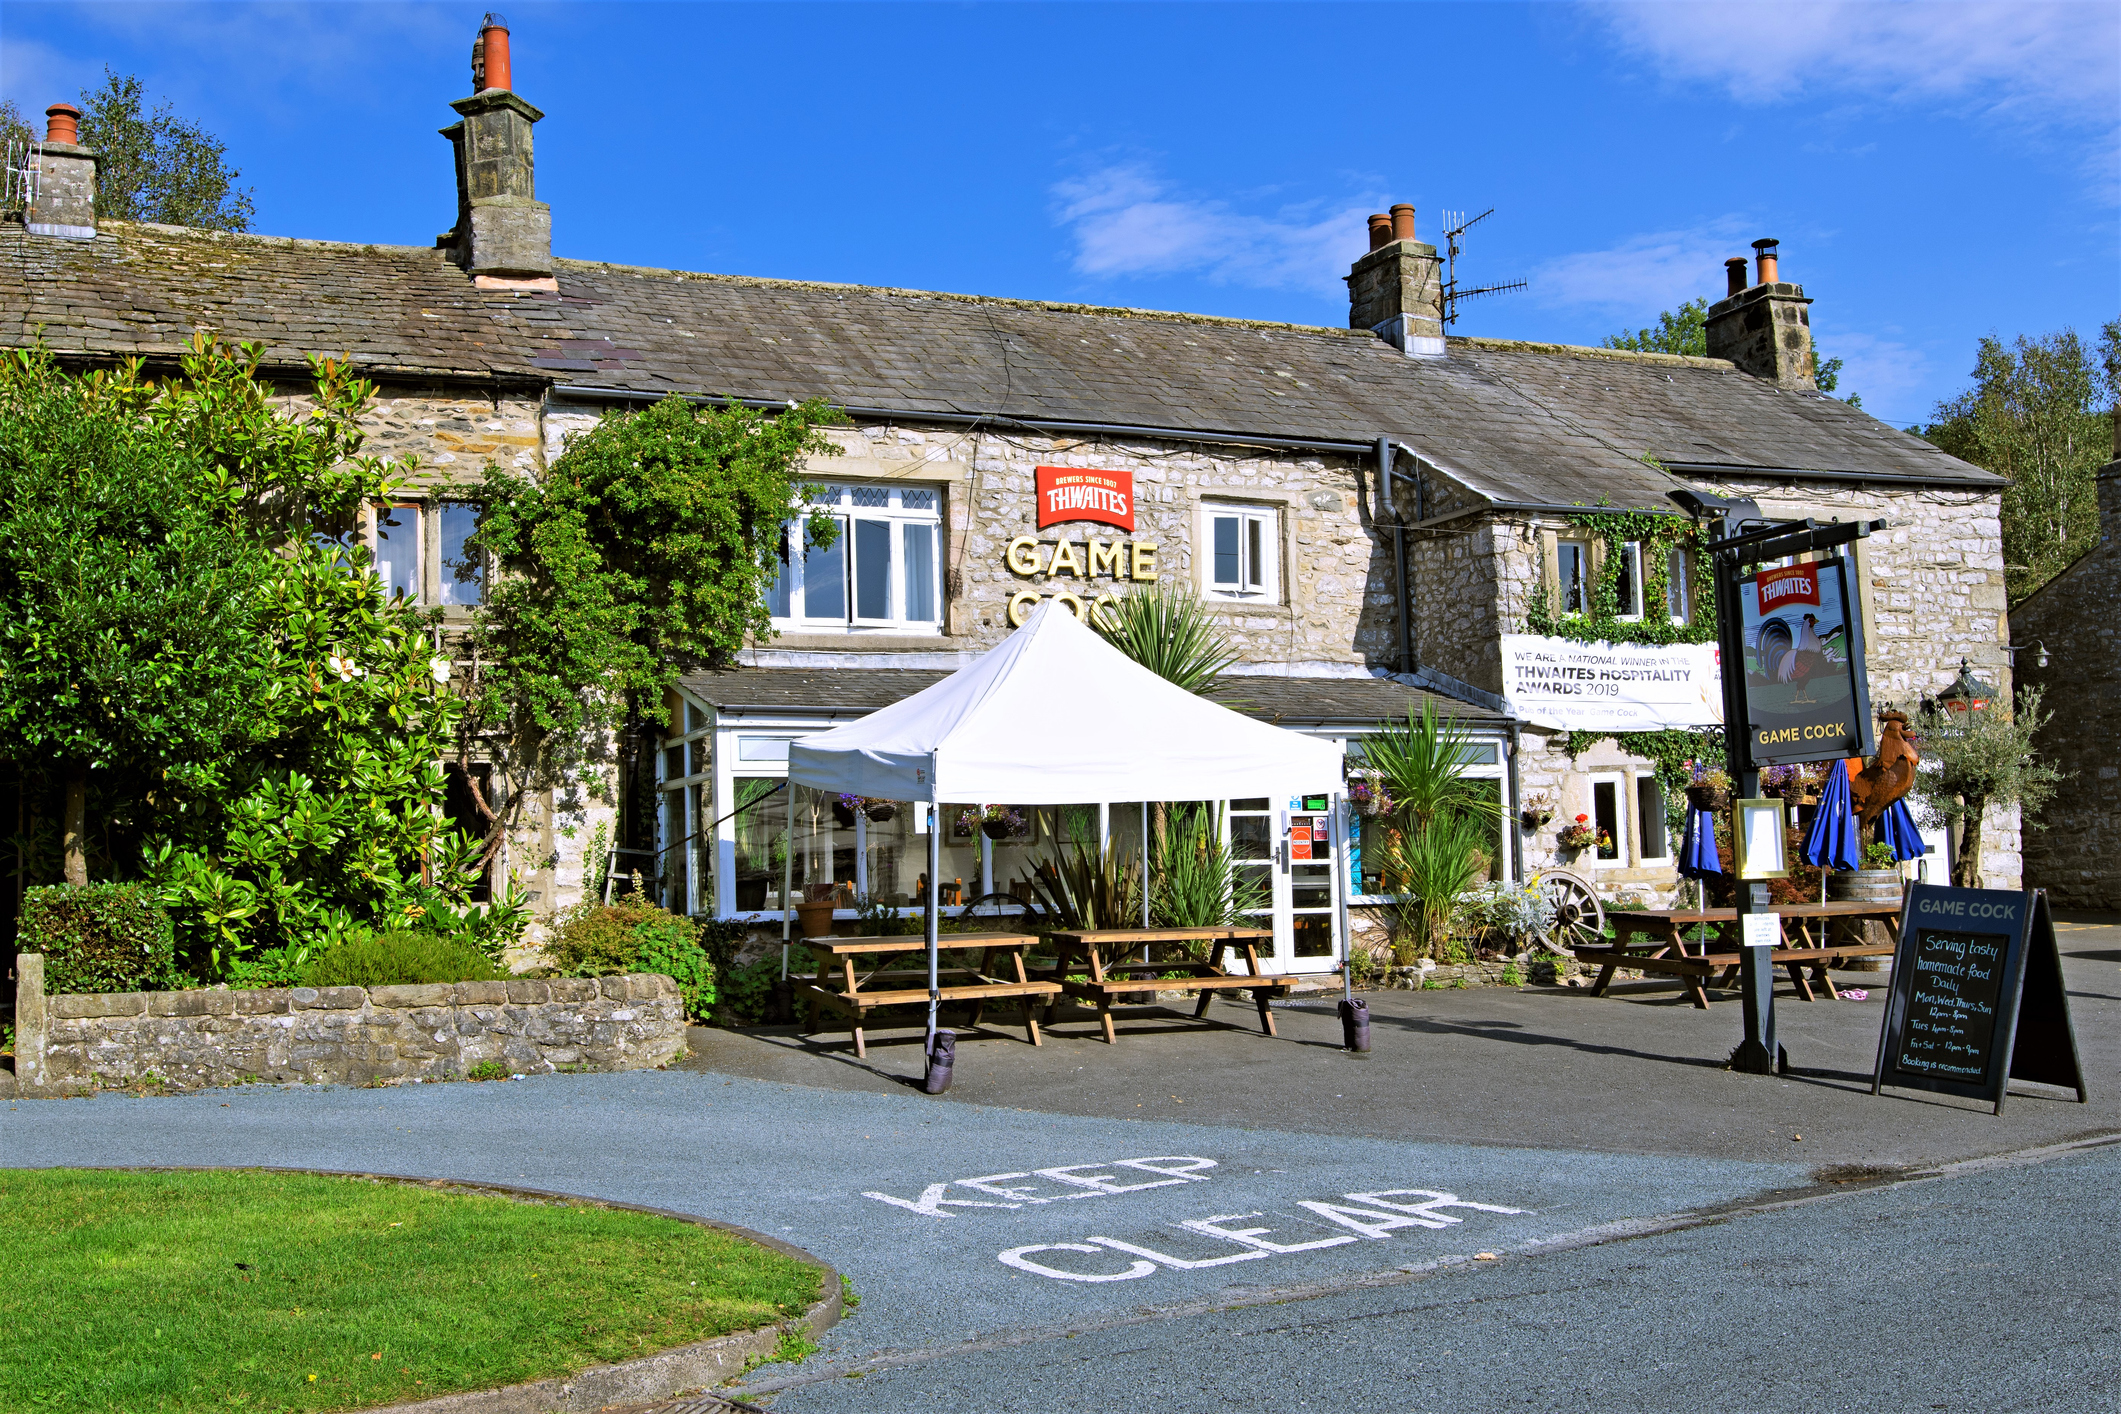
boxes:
[1931,658,2000,714]
[1733,797,1790,880]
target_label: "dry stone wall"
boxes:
[8,955,685,1097]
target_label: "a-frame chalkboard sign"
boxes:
[1873,885,2086,1115]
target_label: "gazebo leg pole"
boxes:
[781,781,796,980]
[926,797,941,1059]
[1142,800,1150,927]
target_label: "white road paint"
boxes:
[998,1188,1527,1283]
[863,1156,1217,1216]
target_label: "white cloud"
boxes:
[1591,1,2119,124]
[1528,219,1755,315]
[1052,165,1377,297]
[1817,329,1933,423]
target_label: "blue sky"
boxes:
[5,1,2116,428]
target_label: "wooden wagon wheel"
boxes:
[1530,868,1605,956]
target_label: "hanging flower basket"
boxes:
[1520,807,1554,830]
[864,800,898,823]
[831,794,863,828]
[1349,777,1394,817]
[1685,784,1730,813]
[1556,814,1599,851]
[960,805,1026,840]
[981,818,1022,841]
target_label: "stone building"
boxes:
[2012,447,2121,910]
[1,20,2016,969]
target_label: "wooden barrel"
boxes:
[1827,868,1903,968]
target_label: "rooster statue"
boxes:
[1847,709,1918,830]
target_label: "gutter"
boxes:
[1659,460,2005,491]
[548,385,1376,457]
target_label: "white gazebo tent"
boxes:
[781,600,1347,1074]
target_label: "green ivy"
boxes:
[1559,727,1725,806]
[1523,504,1716,647]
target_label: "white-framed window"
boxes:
[1203,503,1279,602]
[370,499,485,608]
[1614,541,1644,620]
[765,483,942,634]
[1586,772,1629,869]
[1556,539,1591,615]
[1665,546,1690,624]
[1635,774,1672,864]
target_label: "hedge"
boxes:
[18,884,179,995]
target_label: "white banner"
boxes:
[1500,635,1724,732]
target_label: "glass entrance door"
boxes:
[1283,794,1342,975]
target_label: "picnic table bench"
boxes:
[1574,902,1902,1009]
[798,933,1060,1059]
[1042,926,1299,1044]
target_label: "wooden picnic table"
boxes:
[798,932,1061,1059]
[1575,902,1902,1009]
[1042,926,1299,1044]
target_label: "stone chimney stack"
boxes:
[1704,238,1816,390]
[1346,203,1444,358]
[438,14,556,290]
[24,103,99,239]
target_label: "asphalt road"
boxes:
[5,919,2113,1411]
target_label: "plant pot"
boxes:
[864,801,898,823]
[981,819,1020,841]
[831,803,858,828]
[1685,785,1730,813]
[1520,810,1552,830]
[1827,868,1903,968]
[794,899,837,940]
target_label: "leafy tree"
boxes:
[1604,296,1858,405]
[455,395,841,863]
[0,340,516,981]
[1915,322,2121,603]
[58,69,255,230]
[1909,689,2064,888]
[1603,298,1709,357]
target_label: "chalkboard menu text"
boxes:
[1873,885,2086,1114]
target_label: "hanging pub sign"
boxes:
[1872,885,2085,1115]
[1036,467,1134,532]
[1738,555,1876,766]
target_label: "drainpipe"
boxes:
[1506,721,1523,883]
[1378,438,1412,675]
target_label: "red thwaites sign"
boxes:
[1035,466,1135,532]
[1754,564,1821,611]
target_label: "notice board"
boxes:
[1872,884,2085,1114]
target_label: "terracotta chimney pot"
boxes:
[1389,203,1417,243]
[1367,213,1392,251]
[479,14,512,92]
[44,103,80,146]
[1752,237,1779,286]
[1725,257,1749,296]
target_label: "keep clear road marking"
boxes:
[862,1156,1528,1285]
[1000,1189,1528,1283]
[862,1156,1219,1216]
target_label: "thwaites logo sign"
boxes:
[1754,564,1821,611]
[1036,467,1134,532]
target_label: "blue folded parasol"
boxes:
[1678,804,1721,880]
[1877,798,1925,862]
[1803,761,1862,872]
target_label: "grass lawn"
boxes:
[0,1168,823,1413]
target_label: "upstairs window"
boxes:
[766,483,942,634]
[1614,541,1644,620]
[1556,539,1591,615]
[1665,547,1690,624]
[1205,504,1278,602]
[371,499,484,608]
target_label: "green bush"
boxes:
[301,931,504,988]
[550,896,715,1020]
[714,957,782,1026]
[18,884,180,995]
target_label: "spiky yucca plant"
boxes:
[1095,582,1239,695]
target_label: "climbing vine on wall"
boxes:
[1527,503,1722,792]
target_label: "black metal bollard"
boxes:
[923,1029,956,1094]
[1338,998,1370,1053]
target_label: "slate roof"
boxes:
[0,222,2000,503]
[678,667,1506,727]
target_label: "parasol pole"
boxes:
[1335,790,1353,1006]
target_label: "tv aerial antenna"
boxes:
[1438,208,1526,326]
[3,136,41,218]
